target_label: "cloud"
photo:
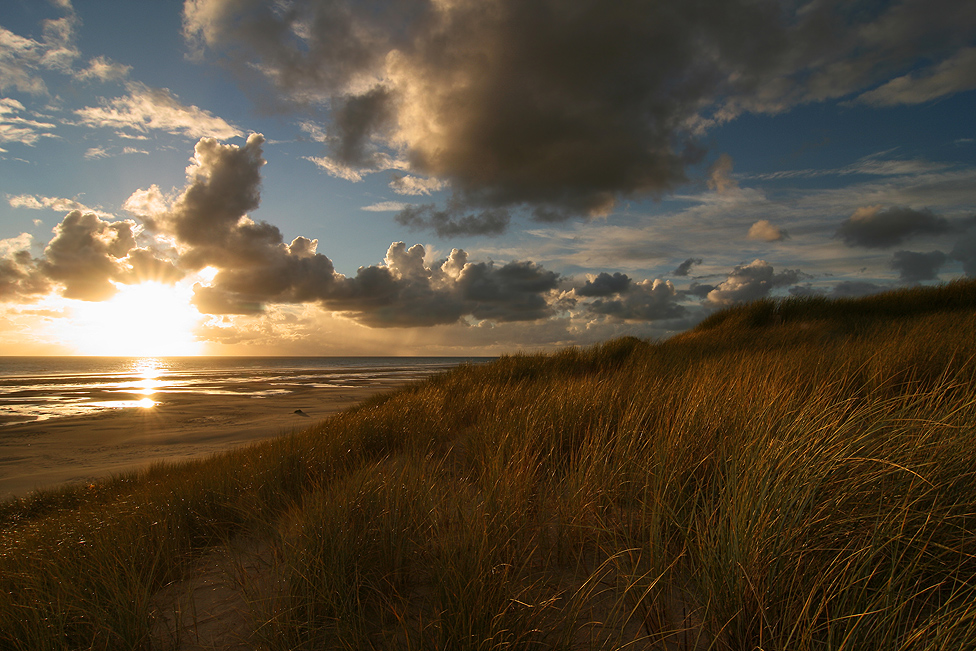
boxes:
[706,259,801,306]
[119,247,185,285]
[586,279,686,322]
[0,239,50,301]
[8,193,113,219]
[1,202,183,304]
[34,210,183,301]
[570,272,691,323]
[327,85,396,169]
[747,219,789,242]
[325,246,563,327]
[303,151,407,181]
[707,154,737,195]
[303,155,364,182]
[855,47,976,106]
[0,26,50,95]
[951,230,976,276]
[748,151,953,181]
[121,134,560,326]
[134,134,270,266]
[685,282,716,299]
[361,201,409,212]
[890,250,948,282]
[0,233,48,301]
[390,175,448,196]
[828,281,888,299]
[0,3,79,96]
[576,272,631,297]
[0,98,57,147]
[75,82,241,139]
[836,205,952,248]
[672,258,702,277]
[84,146,109,159]
[450,256,561,323]
[789,280,890,299]
[37,211,135,301]
[125,134,346,314]
[396,202,511,237]
[77,55,131,82]
[184,0,976,234]
[36,9,80,74]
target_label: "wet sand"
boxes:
[0,379,408,501]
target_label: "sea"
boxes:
[0,356,493,426]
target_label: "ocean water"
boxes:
[0,356,492,426]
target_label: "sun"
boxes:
[63,282,205,356]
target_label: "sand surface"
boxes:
[0,380,407,501]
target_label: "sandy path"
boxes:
[0,380,407,501]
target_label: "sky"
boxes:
[1,0,974,357]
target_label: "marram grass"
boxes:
[2,279,976,650]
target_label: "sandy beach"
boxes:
[0,379,407,501]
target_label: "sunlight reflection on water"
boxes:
[88,398,157,410]
[0,355,491,425]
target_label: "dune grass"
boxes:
[2,278,976,650]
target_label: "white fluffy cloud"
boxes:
[390,175,448,196]
[0,4,80,96]
[8,194,112,220]
[77,55,131,82]
[361,201,409,212]
[0,98,57,148]
[75,82,241,140]
[747,220,789,242]
[706,260,801,306]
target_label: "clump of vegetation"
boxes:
[3,279,976,650]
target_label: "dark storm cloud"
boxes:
[576,272,631,297]
[836,206,952,248]
[829,281,888,299]
[685,282,716,299]
[672,258,702,277]
[316,245,561,327]
[455,258,560,322]
[950,230,976,276]
[125,135,561,325]
[146,133,267,263]
[586,279,686,322]
[890,250,947,282]
[184,0,976,234]
[396,202,511,237]
[706,259,801,306]
[328,86,396,169]
[791,280,890,299]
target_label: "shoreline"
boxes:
[0,380,406,501]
